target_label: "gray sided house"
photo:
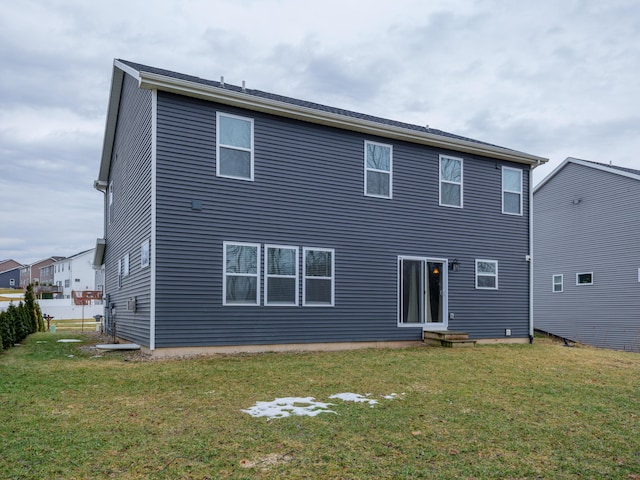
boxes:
[93,59,548,355]
[0,266,21,289]
[533,157,640,351]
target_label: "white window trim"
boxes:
[223,241,260,306]
[216,112,254,181]
[502,166,523,216]
[123,253,130,276]
[264,244,299,306]
[364,140,393,199]
[552,274,563,293]
[140,240,150,269]
[439,155,463,208]
[576,272,593,286]
[475,259,498,290]
[302,247,335,307]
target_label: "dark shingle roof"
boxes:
[118,59,509,151]
[580,158,640,176]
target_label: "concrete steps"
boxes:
[423,330,476,348]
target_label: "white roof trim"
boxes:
[97,64,125,183]
[534,157,640,193]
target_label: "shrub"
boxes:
[22,284,44,333]
[0,310,9,350]
[4,303,20,347]
[35,301,45,332]
[0,285,46,351]
[13,302,29,344]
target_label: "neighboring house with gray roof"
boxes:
[533,157,640,351]
[0,259,22,288]
[93,59,547,355]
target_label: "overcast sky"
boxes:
[2,0,639,265]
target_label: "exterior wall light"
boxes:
[449,259,460,272]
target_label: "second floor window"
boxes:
[502,167,522,215]
[140,240,150,268]
[364,141,392,198]
[440,155,463,207]
[217,113,254,181]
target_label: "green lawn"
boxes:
[1,333,639,479]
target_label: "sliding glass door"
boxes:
[399,257,447,329]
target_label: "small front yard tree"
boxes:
[24,284,45,333]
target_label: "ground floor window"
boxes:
[223,242,260,305]
[475,259,498,289]
[265,245,299,306]
[223,242,334,307]
[552,274,563,292]
[303,248,334,306]
[576,272,593,285]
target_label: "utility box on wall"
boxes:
[127,297,137,312]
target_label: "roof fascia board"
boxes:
[114,59,142,83]
[98,65,126,183]
[138,72,547,166]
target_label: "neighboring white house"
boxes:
[53,249,97,299]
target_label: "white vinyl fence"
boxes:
[0,298,104,320]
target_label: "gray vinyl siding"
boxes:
[153,91,531,348]
[0,268,20,289]
[533,162,640,351]
[104,73,153,345]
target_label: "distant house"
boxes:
[53,249,97,299]
[20,257,65,289]
[0,259,22,288]
[0,259,22,272]
[93,59,547,355]
[533,157,640,351]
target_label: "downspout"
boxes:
[94,181,108,333]
[150,89,157,351]
[528,161,539,343]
